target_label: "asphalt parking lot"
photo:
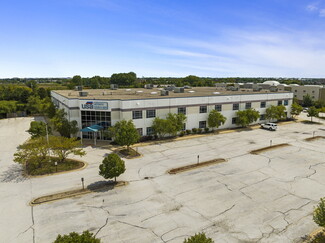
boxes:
[0,115,324,243]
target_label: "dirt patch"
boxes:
[168,158,226,174]
[250,143,291,155]
[304,136,325,142]
[30,181,128,205]
[116,148,141,159]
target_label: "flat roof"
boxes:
[53,87,292,100]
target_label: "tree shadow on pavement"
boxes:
[0,164,28,183]
[87,180,115,193]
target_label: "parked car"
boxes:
[261,123,277,131]
[303,108,309,113]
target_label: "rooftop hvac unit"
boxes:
[144,84,153,89]
[174,87,184,93]
[160,90,169,96]
[164,86,175,91]
[74,86,83,91]
[110,84,118,90]
[79,91,88,97]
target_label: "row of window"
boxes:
[132,100,289,119]
[138,114,271,135]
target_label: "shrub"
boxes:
[183,232,214,243]
[197,128,202,133]
[192,128,197,134]
[186,129,192,135]
[313,197,325,227]
[54,230,100,243]
[306,230,325,243]
[179,131,185,137]
[204,127,209,133]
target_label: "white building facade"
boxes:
[51,88,293,140]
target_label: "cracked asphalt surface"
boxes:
[0,114,324,243]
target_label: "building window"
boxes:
[132,110,142,119]
[260,101,266,108]
[200,106,207,113]
[245,102,251,109]
[284,100,289,106]
[312,96,315,99]
[178,107,186,115]
[295,90,297,92]
[182,123,186,131]
[233,103,239,110]
[199,121,206,128]
[294,95,297,97]
[260,114,266,120]
[146,109,156,118]
[215,104,222,111]
[137,128,143,136]
[232,117,237,124]
[277,100,282,106]
[146,127,153,135]
[303,90,306,93]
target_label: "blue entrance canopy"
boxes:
[80,124,103,132]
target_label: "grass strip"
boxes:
[30,181,127,205]
[250,143,291,155]
[304,136,325,141]
[168,158,226,174]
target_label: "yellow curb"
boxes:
[27,160,88,179]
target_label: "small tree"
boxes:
[99,153,126,182]
[307,106,319,122]
[303,94,314,107]
[290,102,303,119]
[152,117,174,138]
[313,197,325,228]
[27,121,51,139]
[108,120,140,151]
[54,230,100,243]
[207,110,226,131]
[51,109,79,138]
[166,113,187,135]
[14,137,49,172]
[184,232,214,243]
[50,136,86,163]
[266,105,286,122]
[236,109,260,127]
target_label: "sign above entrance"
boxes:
[80,101,110,111]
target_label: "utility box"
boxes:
[110,84,118,90]
[174,87,184,93]
[160,90,169,96]
[79,92,88,97]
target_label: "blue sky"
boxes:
[1,0,325,78]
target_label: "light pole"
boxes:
[270,140,272,147]
[197,155,200,164]
[45,123,51,165]
[81,177,85,190]
[313,131,315,137]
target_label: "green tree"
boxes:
[182,75,201,86]
[236,109,260,127]
[26,95,43,114]
[266,105,286,122]
[27,121,51,139]
[53,230,100,243]
[50,136,86,163]
[166,113,187,135]
[207,110,226,131]
[110,72,137,86]
[307,106,319,122]
[0,100,17,117]
[303,94,314,107]
[152,117,174,138]
[14,137,49,172]
[313,198,325,228]
[290,102,303,119]
[108,120,140,151]
[51,109,79,137]
[183,232,214,243]
[99,153,126,182]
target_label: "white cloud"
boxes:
[137,30,325,77]
[307,3,319,12]
[319,8,325,16]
